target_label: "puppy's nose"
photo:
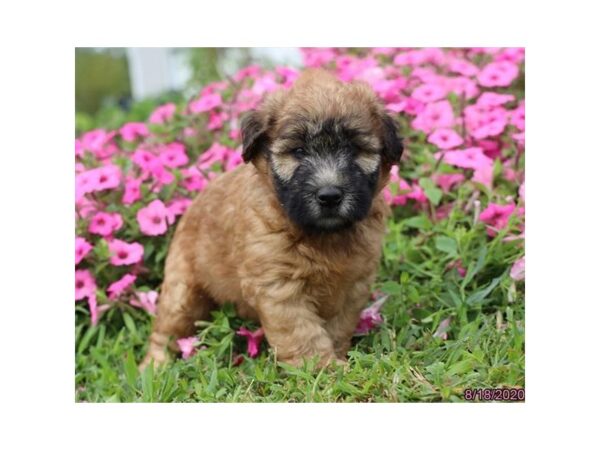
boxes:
[317,186,343,206]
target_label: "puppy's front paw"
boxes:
[138,347,170,372]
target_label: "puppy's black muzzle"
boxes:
[316,186,343,207]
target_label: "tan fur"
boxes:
[140,69,398,370]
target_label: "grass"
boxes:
[75,196,525,402]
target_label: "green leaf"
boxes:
[124,350,139,388]
[466,276,503,305]
[123,312,138,339]
[403,215,432,230]
[419,178,443,206]
[380,280,401,295]
[435,236,457,257]
[462,246,488,288]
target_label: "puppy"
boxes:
[140,68,403,369]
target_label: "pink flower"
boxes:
[79,129,117,159]
[465,103,509,139]
[479,203,518,236]
[198,142,230,170]
[224,150,243,172]
[189,93,222,113]
[519,181,525,203]
[76,165,122,200]
[176,336,198,360]
[510,257,525,281]
[432,173,465,193]
[159,143,189,168]
[76,270,99,325]
[252,73,279,96]
[137,199,175,236]
[167,198,193,217]
[94,165,122,191]
[447,58,479,77]
[149,103,176,124]
[412,100,455,134]
[207,111,228,130]
[122,177,143,205]
[477,61,520,87]
[88,212,123,237]
[386,101,407,113]
[510,101,525,131]
[236,327,265,358]
[120,122,149,142]
[302,48,336,67]
[354,293,389,335]
[75,269,96,301]
[411,83,447,103]
[108,239,144,266]
[477,92,515,107]
[130,290,158,315]
[182,167,208,192]
[428,128,464,149]
[107,273,137,300]
[132,149,157,171]
[75,236,93,265]
[440,147,493,170]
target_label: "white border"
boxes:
[3,0,600,448]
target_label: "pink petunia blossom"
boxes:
[477,92,515,107]
[510,257,525,281]
[432,173,465,193]
[224,150,243,172]
[122,177,143,205]
[252,73,280,96]
[412,100,455,134]
[75,236,93,265]
[88,212,123,237]
[479,203,519,236]
[411,83,447,103]
[510,101,525,131]
[149,103,176,124]
[120,122,149,142]
[207,111,228,130]
[428,128,464,149]
[167,198,193,217]
[447,58,479,77]
[189,93,222,113]
[354,293,389,335]
[132,149,157,172]
[302,48,336,68]
[94,165,122,191]
[130,290,158,315]
[440,147,492,170]
[177,336,199,360]
[198,142,230,170]
[182,167,209,192]
[107,273,137,300]
[477,61,520,87]
[75,269,96,301]
[236,327,265,358]
[137,199,175,236]
[159,142,189,168]
[79,129,118,159]
[276,66,300,88]
[108,239,144,266]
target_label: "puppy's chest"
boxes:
[295,243,376,318]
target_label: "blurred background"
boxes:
[75,47,302,134]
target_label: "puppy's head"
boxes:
[241,68,403,233]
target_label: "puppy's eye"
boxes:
[292,148,307,158]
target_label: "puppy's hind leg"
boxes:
[139,278,215,371]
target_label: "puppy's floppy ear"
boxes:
[380,114,404,165]
[240,110,268,163]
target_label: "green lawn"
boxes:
[75,202,525,402]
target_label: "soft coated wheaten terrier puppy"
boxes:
[141,68,403,369]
